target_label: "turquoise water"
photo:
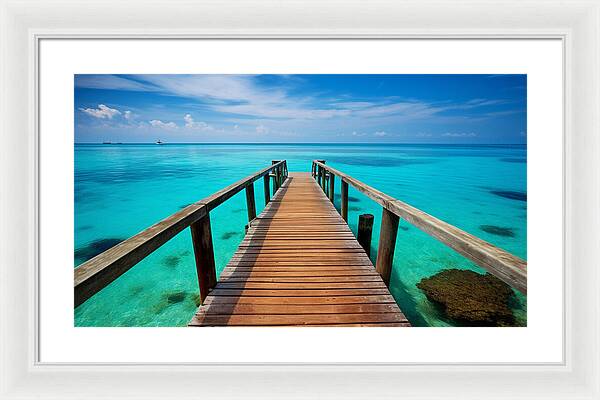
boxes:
[74,143,527,327]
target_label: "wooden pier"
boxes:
[190,173,409,326]
[74,159,527,327]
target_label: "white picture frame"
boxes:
[1,0,598,398]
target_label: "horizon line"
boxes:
[74,142,527,146]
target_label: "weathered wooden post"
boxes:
[328,172,335,202]
[190,213,217,304]
[278,165,283,186]
[375,208,400,286]
[245,182,256,222]
[271,160,280,193]
[341,180,349,222]
[263,174,270,205]
[317,165,322,186]
[316,160,326,189]
[357,214,374,257]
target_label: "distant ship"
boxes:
[155,139,163,145]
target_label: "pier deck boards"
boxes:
[189,172,410,327]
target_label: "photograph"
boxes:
[73,74,527,328]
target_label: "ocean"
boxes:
[74,143,527,327]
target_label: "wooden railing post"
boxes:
[315,160,325,188]
[245,182,256,222]
[375,208,400,286]
[263,174,270,205]
[328,172,335,202]
[317,165,322,186]
[271,160,280,193]
[357,214,374,257]
[278,165,283,186]
[341,180,349,222]
[190,213,217,304]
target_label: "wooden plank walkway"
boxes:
[189,172,410,327]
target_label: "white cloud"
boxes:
[149,119,178,129]
[441,132,477,137]
[79,104,121,119]
[374,131,387,137]
[183,114,214,131]
[123,110,133,120]
[416,132,433,138]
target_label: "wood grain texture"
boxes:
[190,172,409,327]
[313,160,527,294]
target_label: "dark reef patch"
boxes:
[129,284,145,297]
[221,231,241,240]
[399,225,410,231]
[179,203,191,209]
[490,190,527,202]
[480,225,516,237]
[349,206,362,212]
[153,290,194,313]
[232,208,245,214]
[417,269,516,326]
[77,225,94,231]
[334,194,360,203]
[165,291,187,304]
[75,238,125,263]
[163,255,180,268]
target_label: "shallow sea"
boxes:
[74,143,527,327]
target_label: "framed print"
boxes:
[1,0,599,399]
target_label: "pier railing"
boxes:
[74,160,288,308]
[312,160,527,294]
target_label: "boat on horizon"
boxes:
[155,139,163,145]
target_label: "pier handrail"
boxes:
[312,160,527,294]
[74,160,288,308]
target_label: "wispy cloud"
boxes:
[76,75,154,92]
[75,75,509,123]
[74,74,527,143]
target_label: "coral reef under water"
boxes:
[417,269,516,326]
[479,224,516,237]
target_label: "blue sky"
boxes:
[74,74,526,144]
